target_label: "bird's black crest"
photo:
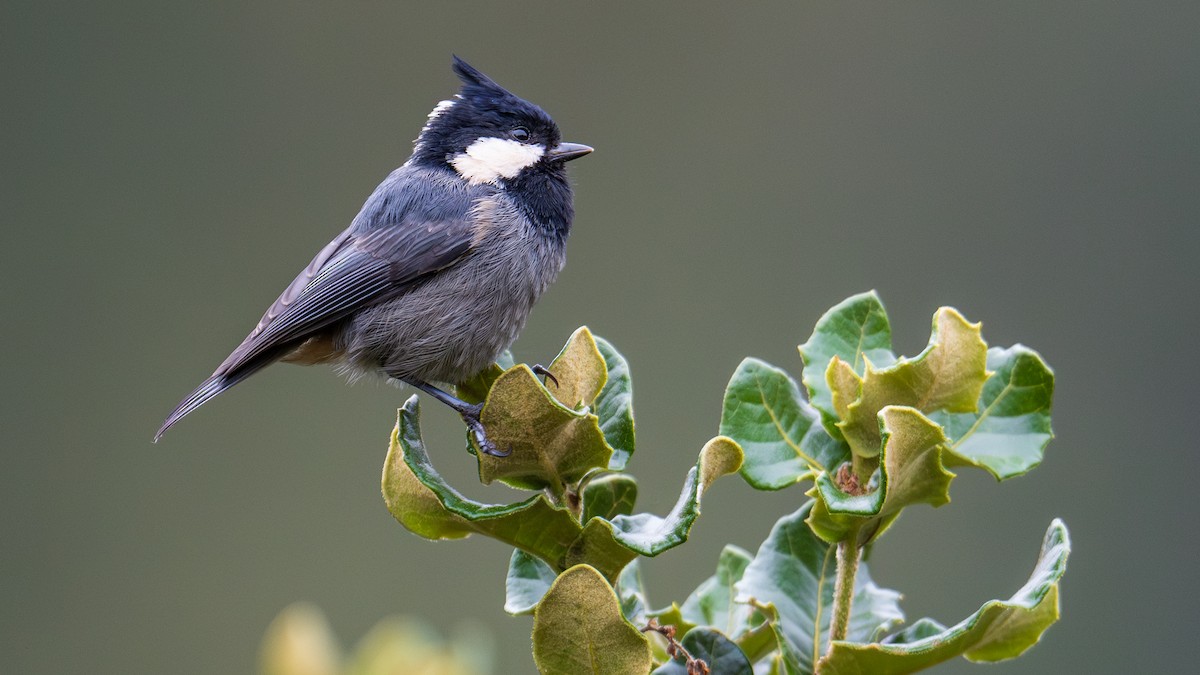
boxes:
[451,55,510,97]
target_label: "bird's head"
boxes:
[412,56,592,185]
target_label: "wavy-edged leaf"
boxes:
[799,292,896,436]
[818,519,1070,674]
[504,549,557,615]
[564,437,743,582]
[581,472,639,522]
[807,407,955,545]
[545,326,608,410]
[532,564,651,675]
[565,518,643,582]
[840,309,988,458]
[653,627,754,675]
[382,397,584,569]
[839,308,989,459]
[595,336,636,470]
[721,358,851,490]
[679,545,755,637]
[735,501,903,675]
[929,345,1054,480]
[826,357,862,424]
[476,365,613,492]
[600,437,742,555]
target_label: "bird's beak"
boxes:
[545,142,593,162]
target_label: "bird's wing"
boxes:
[213,214,476,378]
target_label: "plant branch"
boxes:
[828,528,861,644]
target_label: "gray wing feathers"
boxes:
[214,218,474,378]
[157,194,479,440]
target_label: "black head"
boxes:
[411,57,591,184]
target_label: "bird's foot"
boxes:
[532,364,559,388]
[398,377,512,457]
[460,403,511,457]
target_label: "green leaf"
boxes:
[385,402,739,588]
[721,358,851,490]
[565,518,644,581]
[545,326,608,411]
[259,602,340,675]
[736,618,780,665]
[504,549,557,615]
[615,560,650,624]
[532,564,652,675]
[929,345,1055,480]
[563,436,743,581]
[679,545,755,637]
[883,618,945,644]
[653,627,754,675]
[825,357,862,424]
[807,407,955,545]
[817,519,1070,674]
[382,397,584,570]
[799,292,896,435]
[594,336,636,470]
[838,308,989,459]
[647,604,696,640]
[597,436,742,556]
[735,501,904,675]
[581,472,639,522]
[475,364,613,492]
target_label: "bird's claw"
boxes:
[532,364,559,388]
[461,406,511,457]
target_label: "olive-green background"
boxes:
[3,2,1196,673]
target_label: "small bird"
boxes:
[156,56,591,455]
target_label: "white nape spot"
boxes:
[418,98,459,139]
[450,137,545,185]
[427,98,457,122]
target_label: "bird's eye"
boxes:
[510,127,531,142]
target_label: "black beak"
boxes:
[545,142,593,162]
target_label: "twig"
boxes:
[641,619,709,675]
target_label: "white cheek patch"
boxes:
[451,137,545,185]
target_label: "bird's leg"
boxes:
[531,364,559,388]
[400,378,510,457]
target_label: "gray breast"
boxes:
[335,196,566,384]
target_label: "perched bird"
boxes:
[156,56,591,455]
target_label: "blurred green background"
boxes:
[3,1,1197,673]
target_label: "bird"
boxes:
[155,56,592,456]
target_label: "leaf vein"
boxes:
[952,379,1014,450]
[753,371,822,471]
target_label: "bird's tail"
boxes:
[154,363,268,442]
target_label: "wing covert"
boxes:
[214,214,476,377]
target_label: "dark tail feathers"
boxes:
[154,363,268,442]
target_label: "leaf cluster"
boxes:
[376,293,1069,675]
[381,328,743,672]
[705,291,1066,673]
